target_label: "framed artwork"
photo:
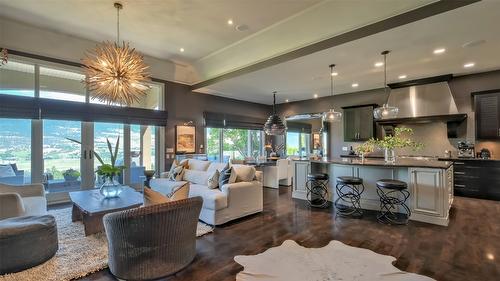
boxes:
[175,125,196,154]
[313,133,321,150]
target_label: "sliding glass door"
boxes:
[43,120,82,193]
[0,118,32,185]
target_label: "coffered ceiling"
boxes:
[200,0,500,104]
[0,0,321,62]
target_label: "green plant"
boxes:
[355,142,375,155]
[63,168,80,178]
[364,127,423,150]
[67,137,125,179]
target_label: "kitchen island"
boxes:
[292,157,454,226]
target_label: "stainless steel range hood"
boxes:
[376,75,467,137]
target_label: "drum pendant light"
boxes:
[322,64,342,122]
[264,91,287,135]
[373,50,399,119]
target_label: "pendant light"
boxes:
[373,50,399,119]
[322,64,342,122]
[264,91,287,135]
[82,2,150,106]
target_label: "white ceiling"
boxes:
[202,0,500,104]
[0,0,321,62]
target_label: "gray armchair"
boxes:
[103,196,203,280]
[0,183,47,220]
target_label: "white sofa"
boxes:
[0,183,47,220]
[150,160,263,226]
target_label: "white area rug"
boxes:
[0,208,213,281]
[235,240,436,281]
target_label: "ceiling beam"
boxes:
[191,0,481,90]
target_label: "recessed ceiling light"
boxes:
[374,62,384,67]
[331,72,338,76]
[227,19,234,25]
[179,48,185,52]
[352,83,359,88]
[433,48,446,54]
[314,94,318,98]
[464,62,475,68]
[487,253,495,260]
[285,99,289,103]
[398,75,407,79]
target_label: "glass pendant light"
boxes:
[373,50,399,119]
[264,91,287,135]
[322,64,342,122]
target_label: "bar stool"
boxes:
[334,176,364,217]
[376,179,411,225]
[306,173,329,208]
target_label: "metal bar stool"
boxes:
[306,173,329,208]
[334,176,364,217]
[376,179,411,225]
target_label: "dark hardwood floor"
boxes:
[80,187,500,281]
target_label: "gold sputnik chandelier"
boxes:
[82,2,150,105]
[0,48,7,66]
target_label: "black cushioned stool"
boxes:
[334,176,364,217]
[306,173,329,208]
[376,179,411,225]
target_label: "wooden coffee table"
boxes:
[69,186,143,236]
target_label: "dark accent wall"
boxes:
[163,80,271,166]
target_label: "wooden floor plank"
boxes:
[76,186,500,281]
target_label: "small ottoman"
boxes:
[0,215,58,274]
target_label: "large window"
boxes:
[206,128,221,162]
[206,128,264,163]
[286,131,311,157]
[131,124,156,170]
[0,118,31,184]
[0,59,35,97]
[39,65,87,102]
[0,54,166,203]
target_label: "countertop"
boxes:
[438,157,500,162]
[294,157,453,169]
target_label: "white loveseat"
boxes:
[150,160,263,226]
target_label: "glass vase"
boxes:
[99,176,123,198]
[384,148,396,163]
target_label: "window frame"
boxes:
[205,127,265,163]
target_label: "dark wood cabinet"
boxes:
[342,104,376,142]
[453,159,500,200]
[474,91,500,140]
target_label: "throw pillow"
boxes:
[231,164,256,182]
[187,159,211,171]
[168,165,185,181]
[0,165,16,178]
[182,169,210,185]
[143,187,170,206]
[219,164,236,187]
[207,169,220,189]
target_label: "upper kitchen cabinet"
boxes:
[474,90,500,140]
[342,104,377,142]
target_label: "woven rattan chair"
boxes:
[103,196,203,280]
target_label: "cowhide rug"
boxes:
[235,240,435,281]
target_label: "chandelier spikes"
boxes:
[0,48,8,66]
[82,2,150,106]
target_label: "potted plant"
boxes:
[354,142,375,162]
[63,168,80,182]
[364,127,423,163]
[67,137,125,198]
